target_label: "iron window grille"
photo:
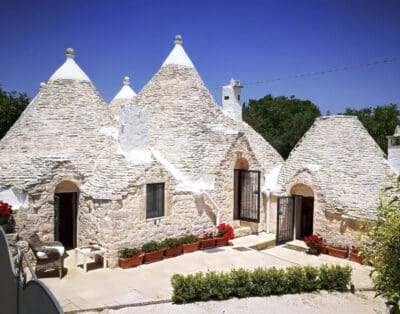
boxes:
[146,183,165,219]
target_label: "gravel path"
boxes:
[83,291,387,314]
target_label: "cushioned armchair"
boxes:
[28,233,65,279]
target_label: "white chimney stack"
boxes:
[387,125,400,173]
[222,78,243,121]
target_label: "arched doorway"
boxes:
[233,157,261,222]
[54,181,79,249]
[291,184,314,240]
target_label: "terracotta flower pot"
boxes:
[200,238,216,250]
[144,249,165,263]
[182,242,200,253]
[327,246,348,259]
[349,251,364,264]
[215,237,229,247]
[164,245,183,258]
[119,253,144,269]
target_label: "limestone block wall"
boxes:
[211,135,266,232]
[282,171,365,246]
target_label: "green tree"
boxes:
[342,104,400,154]
[0,86,29,139]
[363,177,400,313]
[243,95,321,159]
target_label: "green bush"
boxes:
[171,264,352,303]
[181,234,199,244]
[118,247,141,258]
[163,237,182,249]
[363,177,400,313]
[141,240,164,253]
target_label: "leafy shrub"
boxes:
[318,264,352,291]
[163,237,182,249]
[171,264,352,303]
[363,177,400,313]
[141,240,164,253]
[118,248,141,258]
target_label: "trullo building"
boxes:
[0,35,397,266]
[0,36,284,265]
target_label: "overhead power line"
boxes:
[211,56,400,90]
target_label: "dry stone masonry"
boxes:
[0,36,397,266]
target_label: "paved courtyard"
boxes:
[39,236,376,313]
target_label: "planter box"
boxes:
[349,251,364,264]
[164,245,183,258]
[327,246,348,259]
[215,237,229,247]
[143,249,165,264]
[119,254,144,269]
[307,248,320,255]
[200,238,216,250]
[182,242,200,253]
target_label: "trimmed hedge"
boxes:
[171,264,352,303]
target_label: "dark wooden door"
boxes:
[276,196,295,244]
[300,197,314,238]
[54,192,77,249]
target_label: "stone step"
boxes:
[284,239,308,252]
[231,232,276,250]
[233,226,252,238]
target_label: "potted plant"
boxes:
[118,248,144,269]
[215,223,234,246]
[304,233,325,255]
[0,201,12,233]
[181,234,200,253]
[142,240,165,263]
[200,232,216,250]
[327,242,349,259]
[163,237,183,258]
[349,245,364,264]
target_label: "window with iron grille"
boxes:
[146,183,165,219]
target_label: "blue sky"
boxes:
[1,0,399,114]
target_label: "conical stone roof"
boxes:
[278,115,395,218]
[109,76,137,116]
[0,49,145,200]
[136,35,283,181]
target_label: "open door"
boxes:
[54,192,77,249]
[276,196,295,245]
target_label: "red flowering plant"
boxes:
[0,200,12,225]
[304,233,326,254]
[217,223,235,240]
[202,232,214,240]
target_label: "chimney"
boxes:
[387,125,400,173]
[222,78,243,121]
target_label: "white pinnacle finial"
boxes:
[66,48,74,59]
[123,76,130,86]
[40,82,46,88]
[175,35,182,45]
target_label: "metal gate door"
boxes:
[234,170,260,222]
[276,196,295,245]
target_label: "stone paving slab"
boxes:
[39,238,375,313]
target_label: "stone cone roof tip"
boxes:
[161,35,194,68]
[112,76,137,100]
[49,48,91,82]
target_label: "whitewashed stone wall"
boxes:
[277,115,395,245]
